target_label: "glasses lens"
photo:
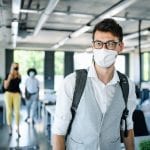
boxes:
[93,40,119,50]
[106,41,118,50]
[94,41,103,49]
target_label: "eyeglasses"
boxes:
[93,40,120,50]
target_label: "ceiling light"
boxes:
[92,0,137,25]
[124,30,149,40]
[33,0,59,36]
[20,9,42,14]
[11,21,18,35]
[124,46,136,51]
[112,16,135,22]
[12,0,21,14]
[11,20,18,48]
[125,43,150,51]
[51,0,137,49]
[12,35,17,48]
[53,11,67,16]
[70,13,93,18]
[86,47,93,52]
[141,43,150,49]
[70,25,91,38]
[111,16,127,21]
[51,44,60,49]
[58,37,70,46]
[50,37,70,49]
[53,11,93,18]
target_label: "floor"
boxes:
[0,106,52,150]
[1,100,150,150]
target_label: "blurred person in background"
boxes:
[4,62,21,138]
[25,68,39,125]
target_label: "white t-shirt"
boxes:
[25,77,39,93]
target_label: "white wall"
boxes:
[130,52,140,84]
[74,52,93,70]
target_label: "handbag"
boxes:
[25,88,31,100]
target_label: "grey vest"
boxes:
[66,78,125,150]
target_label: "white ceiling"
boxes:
[0,0,150,52]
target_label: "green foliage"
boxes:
[142,52,150,81]
[14,50,44,75]
[14,50,64,76]
[139,140,150,150]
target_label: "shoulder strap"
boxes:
[72,69,88,110]
[117,71,129,104]
[117,71,129,137]
[66,69,88,138]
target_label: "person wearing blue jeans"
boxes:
[25,68,39,124]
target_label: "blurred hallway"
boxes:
[0,106,52,150]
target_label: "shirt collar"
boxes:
[88,63,97,78]
[88,63,120,85]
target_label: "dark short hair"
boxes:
[27,68,37,76]
[92,18,123,42]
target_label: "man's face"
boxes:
[92,30,124,53]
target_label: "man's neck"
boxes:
[94,63,115,85]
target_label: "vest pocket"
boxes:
[67,136,84,150]
[110,136,120,143]
[101,137,121,150]
[70,137,83,144]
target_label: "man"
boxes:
[25,68,39,124]
[52,18,136,150]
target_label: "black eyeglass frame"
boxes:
[92,40,121,50]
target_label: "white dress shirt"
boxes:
[52,63,137,135]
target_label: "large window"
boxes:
[74,52,92,70]
[141,52,150,81]
[14,50,44,90]
[115,54,129,75]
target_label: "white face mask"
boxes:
[93,48,118,68]
[29,71,35,77]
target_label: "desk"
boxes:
[0,94,5,124]
[38,91,56,119]
[44,105,55,144]
[144,112,150,133]
[45,105,55,118]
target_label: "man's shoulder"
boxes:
[61,72,76,92]
[64,72,76,82]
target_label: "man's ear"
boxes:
[118,42,124,53]
[91,43,95,51]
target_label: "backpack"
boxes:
[66,69,129,138]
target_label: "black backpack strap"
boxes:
[66,69,88,138]
[117,71,129,137]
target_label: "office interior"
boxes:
[0,0,150,149]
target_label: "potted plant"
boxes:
[139,140,150,150]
